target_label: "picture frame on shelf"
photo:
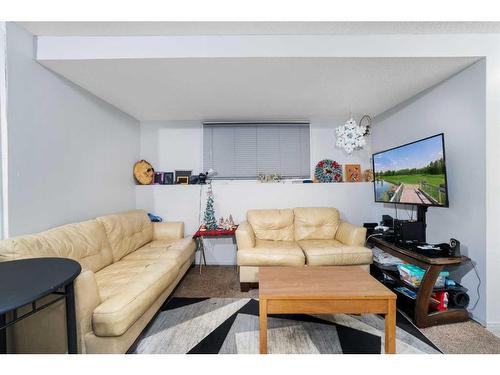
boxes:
[345,164,362,182]
[175,170,192,184]
[154,172,163,184]
[176,176,189,184]
[162,172,174,185]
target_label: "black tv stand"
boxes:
[368,237,470,328]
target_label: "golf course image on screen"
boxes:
[373,134,448,206]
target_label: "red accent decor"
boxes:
[193,226,239,239]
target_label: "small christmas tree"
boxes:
[203,184,217,230]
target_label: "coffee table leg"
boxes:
[384,298,396,354]
[259,298,268,354]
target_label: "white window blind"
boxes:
[203,122,310,179]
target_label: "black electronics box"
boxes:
[363,222,378,236]
[394,219,426,244]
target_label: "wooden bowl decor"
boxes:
[133,160,155,185]
[314,159,343,183]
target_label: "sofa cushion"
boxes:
[124,237,196,267]
[237,239,305,266]
[298,239,373,266]
[93,258,178,336]
[293,207,340,241]
[97,210,153,262]
[247,209,294,242]
[0,220,113,272]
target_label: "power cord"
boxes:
[364,233,384,247]
[198,184,203,226]
[469,260,482,311]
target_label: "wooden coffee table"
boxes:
[258,266,397,354]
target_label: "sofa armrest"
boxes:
[153,221,184,241]
[74,269,101,353]
[236,221,256,250]
[335,221,367,246]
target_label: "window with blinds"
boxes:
[203,122,310,179]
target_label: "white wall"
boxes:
[140,119,372,178]
[138,119,374,265]
[372,60,486,324]
[6,23,140,236]
[137,182,375,265]
[0,23,6,238]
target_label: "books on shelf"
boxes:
[394,286,417,299]
[372,247,405,266]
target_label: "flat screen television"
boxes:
[372,133,449,207]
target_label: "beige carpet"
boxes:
[174,265,500,354]
[421,321,500,354]
[174,265,259,299]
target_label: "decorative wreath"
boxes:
[315,159,343,183]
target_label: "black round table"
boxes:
[0,257,81,354]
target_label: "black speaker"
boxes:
[449,290,470,308]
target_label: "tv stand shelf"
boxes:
[368,237,470,328]
[376,266,452,293]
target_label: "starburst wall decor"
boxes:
[335,117,367,154]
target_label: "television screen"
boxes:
[372,134,448,207]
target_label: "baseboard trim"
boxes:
[487,323,500,338]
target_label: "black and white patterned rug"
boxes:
[130,298,441,354]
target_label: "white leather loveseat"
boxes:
[0,210,195,353]
[236,207,372,290]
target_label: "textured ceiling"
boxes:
[40,57,480,121]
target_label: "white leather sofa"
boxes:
[0,210,195,354]
[236,207,372,290]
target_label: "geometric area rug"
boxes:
[129,298,442,354]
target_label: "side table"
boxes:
[192,226,238,274]
[0,257,81,354]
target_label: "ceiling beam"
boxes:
[36,34,496,61]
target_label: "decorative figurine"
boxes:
[363,169,374,182]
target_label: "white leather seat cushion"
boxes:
[93,258,179,337]
[97,210,153,262]
[124,237,196,267]
[247,209,295,241]
[293,207,340,241]
[237,239,305,266]
[298,239,373,266]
